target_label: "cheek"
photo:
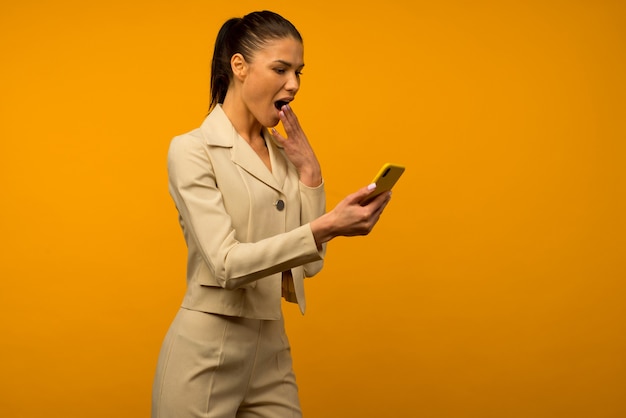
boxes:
[245,73,275,99]
[244,87,272,115]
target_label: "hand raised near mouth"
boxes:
[270,104,322,187]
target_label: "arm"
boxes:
[168,134,324,290]
[299,179,326,277]
[270,104,392,249]
[311,184,392,246]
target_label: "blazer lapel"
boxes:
[201,105,283,192]
[266,130,288,190]
[231,136,282,191]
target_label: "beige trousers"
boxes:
[152,308,302,418]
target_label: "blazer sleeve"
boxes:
[298,181,326,277]
[168,133,324,290]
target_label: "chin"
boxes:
[264,116,280,128]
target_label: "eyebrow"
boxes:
[273,59,305,69]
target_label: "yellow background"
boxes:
[1,0,625,417]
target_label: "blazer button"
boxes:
[275,199,285,211]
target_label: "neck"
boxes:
[221,92,263,144]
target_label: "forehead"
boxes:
[252,37,304,66]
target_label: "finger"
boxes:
[348,183,377,204]
[278,111,294,137]
[372,192,392,215]
[280,105,301,135]
[360,186,393,208]
[270,127,287,145]
[281,103,299,123]
[361,193,390,231]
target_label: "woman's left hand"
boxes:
[271,104,322,187]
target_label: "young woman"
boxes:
[152,10,391,418]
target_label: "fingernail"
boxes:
[367,183,376,191]
[271,128,278,135]
[285,104,291,110]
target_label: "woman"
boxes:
[152,10,391,418]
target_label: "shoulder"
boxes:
[168,127,206,163]
[167,125,216,188]
[169,105,233,156]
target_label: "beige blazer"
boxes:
[167,105,326,320]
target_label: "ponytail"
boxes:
[208,11,303,112]
[209,18,241,111]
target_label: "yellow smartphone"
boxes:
[361,163,405,204]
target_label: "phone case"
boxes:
[361,163,405,204]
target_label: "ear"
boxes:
[231,53,248,81]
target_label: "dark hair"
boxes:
[209,10,303,111]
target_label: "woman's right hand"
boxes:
[310,184,392,245]
[270,105,322,188]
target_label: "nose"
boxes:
[285,72,300,94]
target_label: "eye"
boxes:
[295,70,303,77]
[274,68,286,75]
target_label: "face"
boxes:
[238,37,304,127]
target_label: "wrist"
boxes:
[311,212,335,246]
[299,166,322,187]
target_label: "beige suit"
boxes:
[153,105,327,417]
[167,104,326,319]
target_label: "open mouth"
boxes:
[274,100,290,110]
